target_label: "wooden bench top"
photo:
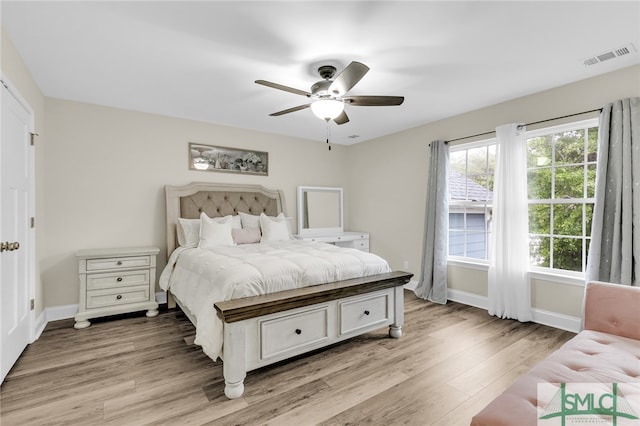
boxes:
[214,271,413,323]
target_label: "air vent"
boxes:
[583,43,637,67]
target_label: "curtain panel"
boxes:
[414,140,449,304]
[587,97,639,286]
[488,124,532,321]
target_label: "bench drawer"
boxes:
[260,306,329,360]
[340,291,390,335]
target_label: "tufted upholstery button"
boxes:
[249,208,253,213]
[198,208,202,213]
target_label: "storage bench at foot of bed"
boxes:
[214,271,413,399]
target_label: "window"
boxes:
[527,119,598,273]
[448,119,598,274]
[448,142,495,260]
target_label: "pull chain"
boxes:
[325,120,331,151]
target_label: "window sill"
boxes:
[447,259,586,287]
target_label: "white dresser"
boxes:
[74,246,160,329]
[295,231,369,252]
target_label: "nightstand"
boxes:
[74,246,160,329]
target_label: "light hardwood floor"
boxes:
[0,291,575,425]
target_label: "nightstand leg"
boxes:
[146,308,159,317]
[74,319,91,329]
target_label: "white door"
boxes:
[1,81,34,383]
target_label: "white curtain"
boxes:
[587,97,639,286]
[488,124,532,321]
[414,140,449,304]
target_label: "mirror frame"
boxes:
[297,186,344,237]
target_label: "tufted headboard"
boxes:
[165,182,287,256]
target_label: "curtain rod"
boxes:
[444,108,603,144]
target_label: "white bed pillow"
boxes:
[238,212,261,229]
[177,218,200,247]
[198,213,234,248]
[231,214,242,229]
[260,213,291,242]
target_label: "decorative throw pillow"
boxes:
[260,212,291,242]
[198,213,234,248]
[238,212,261,229]
[231,214,242,229]
[177,218,200,247]
[231,227,262,244]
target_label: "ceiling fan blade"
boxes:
[255,80,311,97]
[344,95,405,106]
[328,61,369,95]
[333,110,350,125]
[269,104,311,116]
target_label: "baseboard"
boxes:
[33,311,47,342]
[46,304,78,322]
[530,308,581,333]
[155,291,167,304]
[447,288,488,310]
[446,288,581,333]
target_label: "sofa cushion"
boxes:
[470,330,640,426]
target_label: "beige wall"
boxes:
[1,28,46,317]
[347,65,640,318]
[42,99,350,307]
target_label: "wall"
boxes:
[347,64,640,328]
[1,28,46,317]
[42,99,350,307]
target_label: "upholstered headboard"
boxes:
[165,182,287,256]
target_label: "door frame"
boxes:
[1,73,37,344]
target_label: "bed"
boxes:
[160,182,412,398]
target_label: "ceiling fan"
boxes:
[255,61,404,125]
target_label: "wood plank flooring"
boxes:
[0,290,575,425]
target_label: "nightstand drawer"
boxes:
[86,255,150,271]
[86,270,150,290]
[86,285,150,309]
[340,291,390,335]
[260,306,329,360]
[352,239,369,250]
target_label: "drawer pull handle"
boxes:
[116,295,123,300]
[116,277,123,282]
[116,261,123,266]
[295,329,302,335]
[364,310,370,316]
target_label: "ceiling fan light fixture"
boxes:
[310,99,344,120]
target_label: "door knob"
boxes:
[1,241,20,252]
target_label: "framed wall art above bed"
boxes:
[188,143,268,175]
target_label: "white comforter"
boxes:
[159,239,391,361]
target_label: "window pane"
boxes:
[585,203,594,237]
[529,204,550,234]
[449,212,464,230]
[586,164,596,198]
[448,230,466,256]
[553,203,582,236]
[528,169,551,199]
[450,151,467,176]
[467,147,488,175]
[587,127,598,162]
[530,236,550,267]
[467,175,491,201]
[527,135,552,167]
[465,231,487,259]
[553,237,582,272]
[555,130,585,165]
[554,165,584,199]
[487,145,496,174]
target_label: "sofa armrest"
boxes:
[584,281,640,340]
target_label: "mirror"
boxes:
[297,186,343,236]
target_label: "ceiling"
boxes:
[2,1,639,145]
